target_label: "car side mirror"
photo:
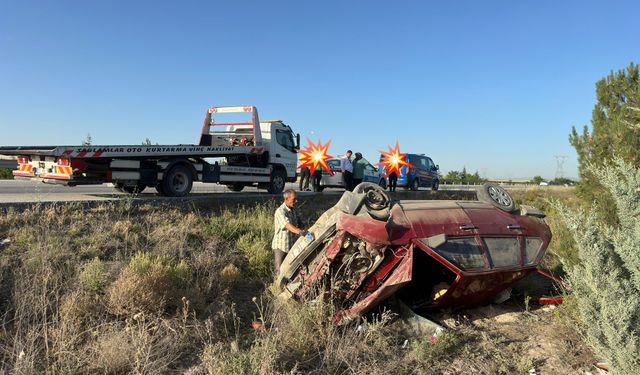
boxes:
[435,165,440,170]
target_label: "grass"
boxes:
[0,188,588,373]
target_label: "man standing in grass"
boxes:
[272,189,309,274]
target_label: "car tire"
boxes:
[267,169,286,194]
[432,179,439,191]
[477,183,517,212]
[227,183,245,192]
[162,165,193,197]
[354,182,391,220]
[410,178,419,191]
[378,178,387,189]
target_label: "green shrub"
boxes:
[558,158,640,374]
[235,233,271,278]
[107,253,192,315]
[0,167,13,179]
[129,252,191,288]
[79,257,108,294]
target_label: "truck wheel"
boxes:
[268,170,286,194]
[477,183,516,212]
[162,165,193,197]
[432,179,439,191]
[410,178,420,191]
[228,183,245,192]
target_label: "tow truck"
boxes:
[0,106,300,196]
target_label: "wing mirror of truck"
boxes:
[435,165,440,170]
[296,133,300,150]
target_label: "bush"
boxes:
[558,158,640,374]
[79,257,109,294]
[107,253,192,316]
[235,233,272,278]
[0,167,13,179]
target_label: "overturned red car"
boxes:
[277,183,551,322]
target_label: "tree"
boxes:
[443,168,485,183]
[559,158,640,374]
[81,133,93,146]
[570,62,640,222]
[444,170,462,181]
[530,176,544,185]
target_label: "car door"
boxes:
[417,156,430,187]
[424,157,436,187]
[361,159,379,183]
[321,159,342,187]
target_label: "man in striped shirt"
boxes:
[272,189,306,274]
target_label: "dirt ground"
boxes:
[427,300,598,374]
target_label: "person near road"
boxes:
[340,150,354,191]
[299,166,311,191]
[312,164,323,192]
[352,152,366,188]
[272,189,311,274]
[388,171,398,192]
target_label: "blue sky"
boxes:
[1,1,638,179]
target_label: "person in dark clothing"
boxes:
[312,164,323,192]
[340,150,354,191]
[388,171,398,192]
[299,166,311,191]
[352,152,365,188]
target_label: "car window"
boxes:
[524,237,543,264]
[426,158,434,169]
[424,237,486,270]
[420,157,428,169]
[364,161,375,171]
[483,237,521,268]
[328,160,340,169]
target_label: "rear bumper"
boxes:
[12,171,35,178]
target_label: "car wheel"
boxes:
[477,183,516,212]
[410,178,419,191]
[354,182,391,220]
[378,178,387,189]
[268,169,286,194]
[432,179,439,191]
[227,183,245,192]
[162,165,193,197]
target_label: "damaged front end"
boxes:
[277,182,552,325]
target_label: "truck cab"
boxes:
[259,120,299,182]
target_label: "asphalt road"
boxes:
[0,179,487,204]
[0,179,321,203]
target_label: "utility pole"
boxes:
[554,154,568,179]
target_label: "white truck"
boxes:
[0,106,300,196]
